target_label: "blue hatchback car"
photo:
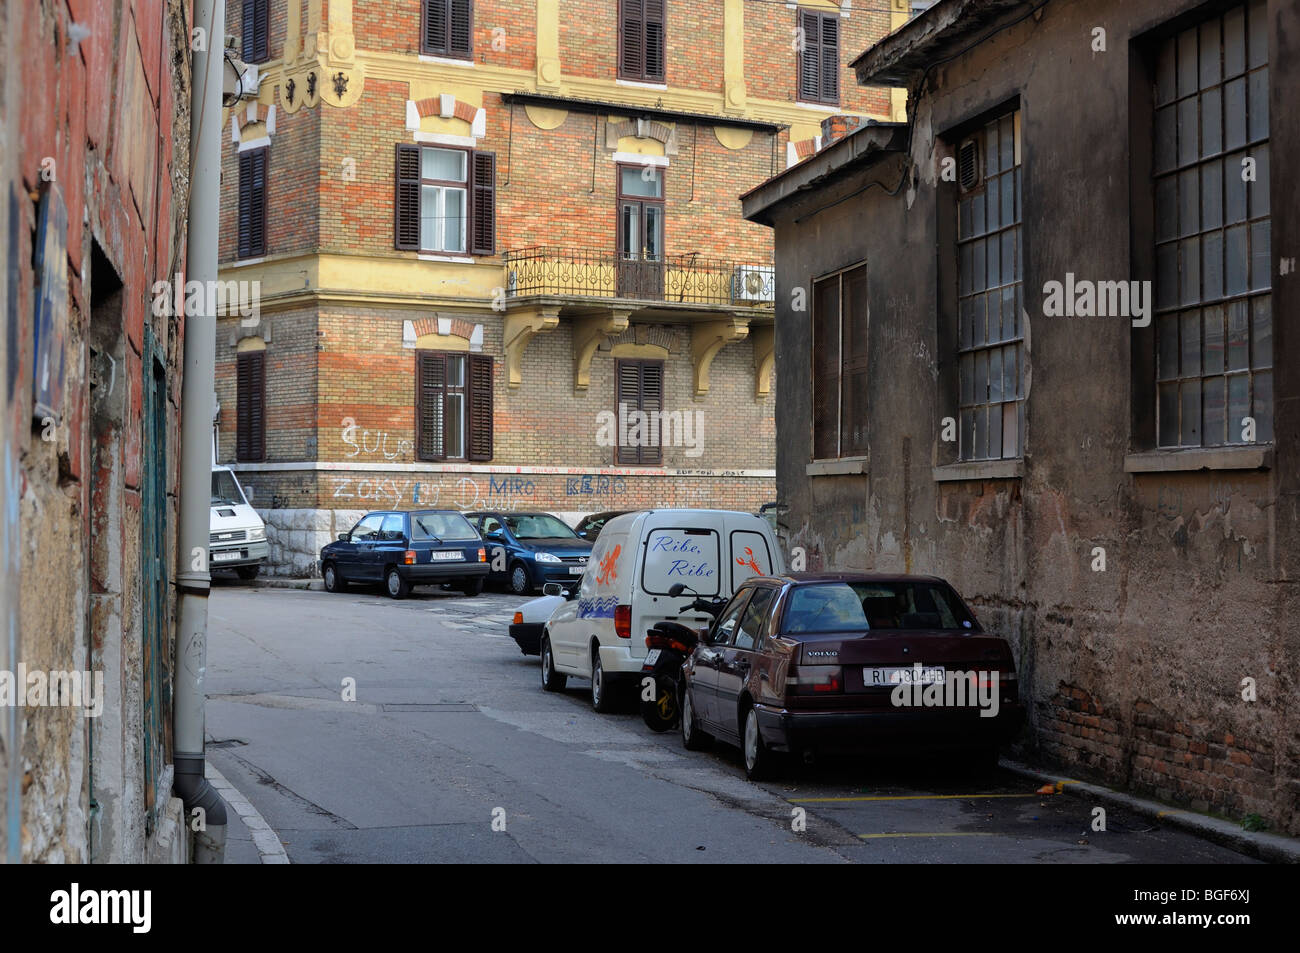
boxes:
[319,509,489,599]
[466,511,592,595]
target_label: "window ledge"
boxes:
[796,101,840,112]
[616,78,668,90]
[418,253,474,264]
[932,459,1024,482]
[1124,446,1273,473]
[806,456,868,476]
[418,54,474,67]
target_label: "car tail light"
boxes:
[404,550,416,565]
[788,664,842,695]
[478,547,486,562]
[615,604,632,639]
[513,612,523,625]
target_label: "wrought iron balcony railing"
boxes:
[503,246,775,307]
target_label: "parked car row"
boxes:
[318,508,623,599]
[529,508,1026,782]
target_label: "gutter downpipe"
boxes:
[175,0,228,862]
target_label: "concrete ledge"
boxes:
[1001,759,1299,864]
[932,459,1024,482]
[1125,446,1273,473]
[806,456,869,476]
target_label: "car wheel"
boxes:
[457,576,485,596]
[540,635,567,692]
[590,650,616,713]
[508,562,532,595]
[743,706,777,781]
[680,686,711,751]
[385,567,410,600]
[236,564,260,581]
[322,562,346,593]
[965,741,1001,777]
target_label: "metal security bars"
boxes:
[956,110,1024,462]
[1153,0,1272,447]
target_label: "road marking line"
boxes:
[792,794,1038,803]
[858,832,1003,839]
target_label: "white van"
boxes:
[540,509,785,711]
[210,466,268,580]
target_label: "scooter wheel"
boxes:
[639,675,678,732]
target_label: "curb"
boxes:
[1000,758,1299,864]
[206,762,291,864]
[250,577,323,591]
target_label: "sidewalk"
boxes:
[1001,758,1299,864]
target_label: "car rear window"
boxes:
[411,512,478,541]
[782,582,977,634]
[505,514,577,539]
[641,528,721,596]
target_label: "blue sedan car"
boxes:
[466,511,592,595]
[319,509,489,599]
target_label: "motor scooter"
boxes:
[639,583,725,732]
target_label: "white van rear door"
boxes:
[729,528,777,590]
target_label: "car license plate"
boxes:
[430,551,464,561]
[211,550,241,562]
[644,649,660,665]
[568,566,584,575]
[865,666,945,686]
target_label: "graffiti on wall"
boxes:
[565,474,628,497]
[340,417,413,461]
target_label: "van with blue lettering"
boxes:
[539,509,785,712]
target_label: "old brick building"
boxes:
[744,0,1298,834]
[1,0,192,860]
[214,0,910,574]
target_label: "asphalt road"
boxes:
[205,582,1258,864]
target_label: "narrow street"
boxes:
[207,585,1256,864]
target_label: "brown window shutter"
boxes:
[467,353,494,461]
[422,0,447,54]
[416,351,447,461]
[616,359,663,465]
[643,0,665,81]
[470,151,496,256]
[819,14,840,103]
[242,0,269,62]
[449,0,473,56]
[620,0,644,79]
[798,11,821,101]
[839,266,868,455]
[640,360,664,465]
[238,148,267,258]
[236,351,266,462]
[395,144,421,250]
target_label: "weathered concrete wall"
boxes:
[763,0,1299,833]
[1,0,192,861]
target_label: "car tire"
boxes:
[680,686,711,752]
[508,562,533,596]
[385,567,410,600]
[742,706,778,782]
[540,634,567,692]
[965,741,1001,777]
[456,576,485,597]
[236,564,260,581]
[590,649,617,713]
[322,562,346,593]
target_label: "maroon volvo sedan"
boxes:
[678,572,1024,780]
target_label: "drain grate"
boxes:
[381,703,479,713]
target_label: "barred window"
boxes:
[1153,0,1271,447]
[957,110,1024,461]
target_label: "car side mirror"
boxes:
[338,533,350,541]
[542,583,564,597]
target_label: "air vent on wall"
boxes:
[958,138,980,192]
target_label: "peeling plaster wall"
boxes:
[766,0,1299,833]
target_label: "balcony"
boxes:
[503,246,774,309]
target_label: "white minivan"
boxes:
[540,509,785,711]
[210,466,268,580]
